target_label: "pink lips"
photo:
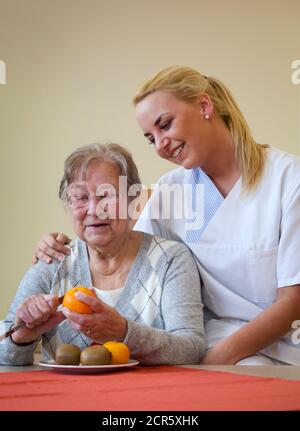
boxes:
[85,222,110,230]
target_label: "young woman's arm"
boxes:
[202,284,300,364]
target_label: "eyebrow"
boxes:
[69,182,87,188]
[143,112,170,138]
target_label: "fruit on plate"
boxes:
[103,341,130,364]
[62,286,96,314]
[55,344,81,365]
[80,345,112,365]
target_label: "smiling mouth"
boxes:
[86,222,110,229]
[171,143,185,159]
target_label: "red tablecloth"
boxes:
[1,366,300,411]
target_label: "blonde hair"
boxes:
[133,66,268,192]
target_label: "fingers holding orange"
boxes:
[62,287,128,357]
[62,286,97,314]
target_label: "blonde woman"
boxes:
[32,66,300,365]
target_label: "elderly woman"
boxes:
[0,143,205,366]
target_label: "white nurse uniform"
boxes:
[135,147,300,364]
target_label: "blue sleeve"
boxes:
[133,181,172,239]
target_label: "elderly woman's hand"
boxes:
[62,291,128,343]
[12,294,65,344]
[32,232,71,265]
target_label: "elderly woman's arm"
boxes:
[124,248,206,365]
[201,285,300,364]
[0,261,62,365]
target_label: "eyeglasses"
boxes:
[66,184,119,210]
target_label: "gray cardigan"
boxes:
[0,233,205,365]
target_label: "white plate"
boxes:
[38,359,139,374]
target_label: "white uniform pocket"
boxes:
[248,247,278,304]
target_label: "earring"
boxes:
[204,114,210,120]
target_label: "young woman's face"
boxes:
[135,90,213,170]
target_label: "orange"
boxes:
[103,341,130,364]
[62,286,96,314]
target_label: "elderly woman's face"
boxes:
[67,160,128,248]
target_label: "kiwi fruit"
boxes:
[80,345,111,365]
[55,344,81,365]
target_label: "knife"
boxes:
[0,295,65,343]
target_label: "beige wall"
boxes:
[0,0,299,318]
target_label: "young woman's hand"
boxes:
[32,232,71,264]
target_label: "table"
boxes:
[183,364,300,381]
[1,356,300,411]
[1,362,300,380]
